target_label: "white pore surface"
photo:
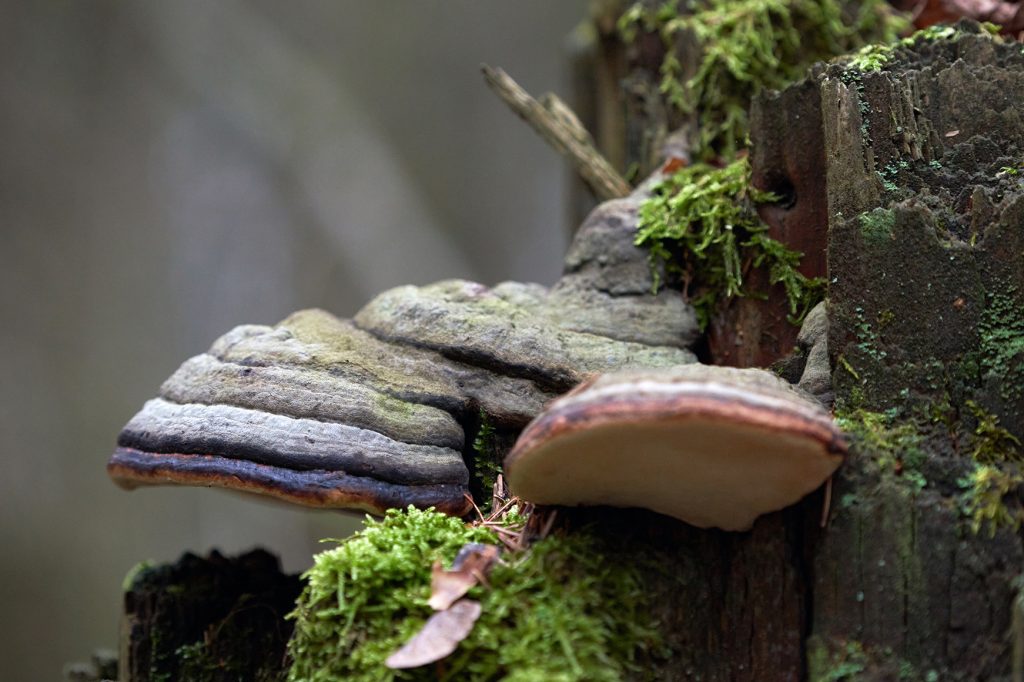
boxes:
[509,419,841,531]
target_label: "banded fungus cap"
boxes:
[504,364,848,531]
[107,397,473,517]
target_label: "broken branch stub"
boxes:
[481,63,631,200]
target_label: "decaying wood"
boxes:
[481,63,632,200]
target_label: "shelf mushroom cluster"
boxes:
[108,189,846,530]
[107,192,698,517]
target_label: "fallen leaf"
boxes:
[945,129,960,137]
[428,543,500,611]
[661,156,687,173]
[385,599,482,669]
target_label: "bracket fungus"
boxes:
[108,190,698,516]
[504,364,848,531]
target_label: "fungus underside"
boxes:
[634,158,826,330]
[287,507,665,681]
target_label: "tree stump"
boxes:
[119,550,300,682]
[106,19,1024,682]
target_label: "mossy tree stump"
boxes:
[110,17,1024,682]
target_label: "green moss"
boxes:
[122,560,154,592]
[902,23,957,45]
[634,157,825,329]
[858,207,895,243]
[287,507,664,681]
[835,408,927,488]
[808,638,941,680]
[619,0,906,161]
[979,285,1024,404]
[847,42,891,71]
[965,400,1022,465]
[807,639,868,681]
[844,23,965,73]
[471,411,501,505]
[958,464,1024,537]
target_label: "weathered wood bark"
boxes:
[560,20,1024,682]
[810,24,1024,679]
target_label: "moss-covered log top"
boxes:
[109,189,698,516]
[824,22,1024,431]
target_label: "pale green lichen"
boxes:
[287,507,664,681]
[619,0,907,160]
[635,157,825,329]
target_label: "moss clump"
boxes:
[619,0,906,160]
[807,639,869,681]
[620,1,902,324]
[959,464,1024,537]
[858,207,895,243]
[845,24,958,72]
[471,411,501,507]
[835,408,928,489]
[635,157,825,329]
[287,507,664,681]
[846,42,891,71]
[965,400,1022,465]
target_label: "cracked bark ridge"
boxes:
[109,190,697,516]
[814,24,1024,679]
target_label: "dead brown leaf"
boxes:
[428,543,500,611]
[384,599,482,669]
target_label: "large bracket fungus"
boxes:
[504,364,847,531]
[108,190,698,516]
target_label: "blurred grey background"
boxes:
[0,1,588,677]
